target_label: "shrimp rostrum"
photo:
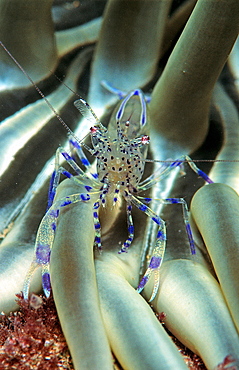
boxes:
[23,89,213,302]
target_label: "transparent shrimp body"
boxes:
[88,89,150,196]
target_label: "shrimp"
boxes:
[22,88,213,302]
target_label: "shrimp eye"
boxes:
[141,135,150,145]
[90,126,98,134]
[125,120,130,127]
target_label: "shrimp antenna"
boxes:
[144,158,239,164]
[0,41,81,143]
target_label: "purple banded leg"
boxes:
[47,147,75,210]
[99,182,109,207]
[164,197,195,255]
[47,170,58,210]
[93,202,102,251]
[118,202,134,254]
[69,138,91,170]
[23,191,97,299]
[23,206,59,299]
[48,164,94,209]
[36,243,51,298]
[184,155,214,184]
[60,147,99,182]
[48,146,98,209]
[47,147,62,209]
[138,195,196,255]
[168,156,214,184]
[131,195,166,301]
[137,225,166,302]
[113,185,120,206]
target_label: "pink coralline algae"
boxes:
[0,293,73,370]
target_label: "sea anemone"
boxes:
[0,1,239,369]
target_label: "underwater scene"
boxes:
[0,0,239,369]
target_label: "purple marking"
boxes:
[186,223,196,255]
[157,230,166,240]
[95,236,101,243]
[128,225,134,234]
[152,216,161,225]
[60,198,72,207]
[62,170,73,178]
[93,202,100,209]
[42,272,51,297]
[85,185,92,192]
[92,173,98,179]
[69,138,80,149]
[95,223,101,230]
[81,158,90,166]
[116,90,136,120]
[116,106,124,120]
[93,211,98,218]
[47,191,55,210]
[47,171,56,210]
[170,160,181,168]
[165,198,179,204]
[127,205,132,211]
[149,256,161,269]
[137,276,149,290]
[140,96,147,126]
[139,204,147,212]
[62,152,72,161]
[36,244,51,264]
[49,209,59,218]
[113,197,118,203]
[119,244,128,253]
[80,193,90,201]
[144,198,152,203]
[51,222,56,231]
[50,170,56,184]
[197,170,214,184]
[141,112,146,126]
[134,89,140,96]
